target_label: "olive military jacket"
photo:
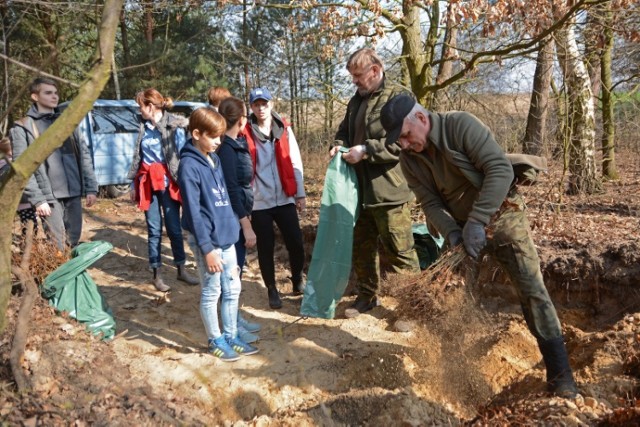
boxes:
[334,77,414,208]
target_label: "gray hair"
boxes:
[346,48,385,73]
[406,102,428,122]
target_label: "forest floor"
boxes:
[1,151,640,426]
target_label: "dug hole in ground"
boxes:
[2,155,640,425]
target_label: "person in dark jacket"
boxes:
[217,96,262,342]
[179,107,258,362]
[242,87,306,310]
[217,97,256,276]
[9,77,98,249]
[330,48,420,318]
[380,93,579,399]
[128,88,198,291]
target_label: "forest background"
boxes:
[1,0,638,160]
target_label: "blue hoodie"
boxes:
[178,140,240,255]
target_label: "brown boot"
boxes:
[152,268,171,292]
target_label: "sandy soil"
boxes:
[2,154,640,425]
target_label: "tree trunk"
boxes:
[555,19,601,194]
[37,7,61,78]
[0,2,9,134]
[584,9,603,102]
[600,6,618,180]
[120,7,131,69]
[111,51,121,100]
[0,0,124,333]
[9,223,37,392]
[285,22,298,130]
[320,57,335,141]
[432,1,457,111]
[522,36,554,156]
[143,2,155,78]
[400,1,432,104]
[242,0,251,101]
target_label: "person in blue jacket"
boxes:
[178,107,259,362]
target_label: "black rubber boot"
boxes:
[538,336,579,398]
[290,276,305,296]
[266,285,282,309]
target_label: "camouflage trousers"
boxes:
[485,192,563,341]
[353,202,420,298]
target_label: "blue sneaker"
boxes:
[209,336,240,362]
[238,314,261,333]
[227,336,259,356]
[238,325,259,344]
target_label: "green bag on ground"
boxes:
[41,241,116,340]
[300,149,359,319]
[412,223,445,270]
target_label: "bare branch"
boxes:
[0,53,80,87]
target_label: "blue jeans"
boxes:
[187,234,241,340]
[145,190,186,268]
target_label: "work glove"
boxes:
[462,219,486,259]
[447,230,463,248]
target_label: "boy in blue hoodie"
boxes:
[178,107,258,362]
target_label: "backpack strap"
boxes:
[17,116,40,141]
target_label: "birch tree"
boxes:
[555,17,602,194]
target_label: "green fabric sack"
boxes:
[300,148,359,319]
[42,241,116,340]
[412,223,445,270]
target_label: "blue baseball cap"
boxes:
[249,87,273,104]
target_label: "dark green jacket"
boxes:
[399,111,514,239]
[334,77,414,208]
